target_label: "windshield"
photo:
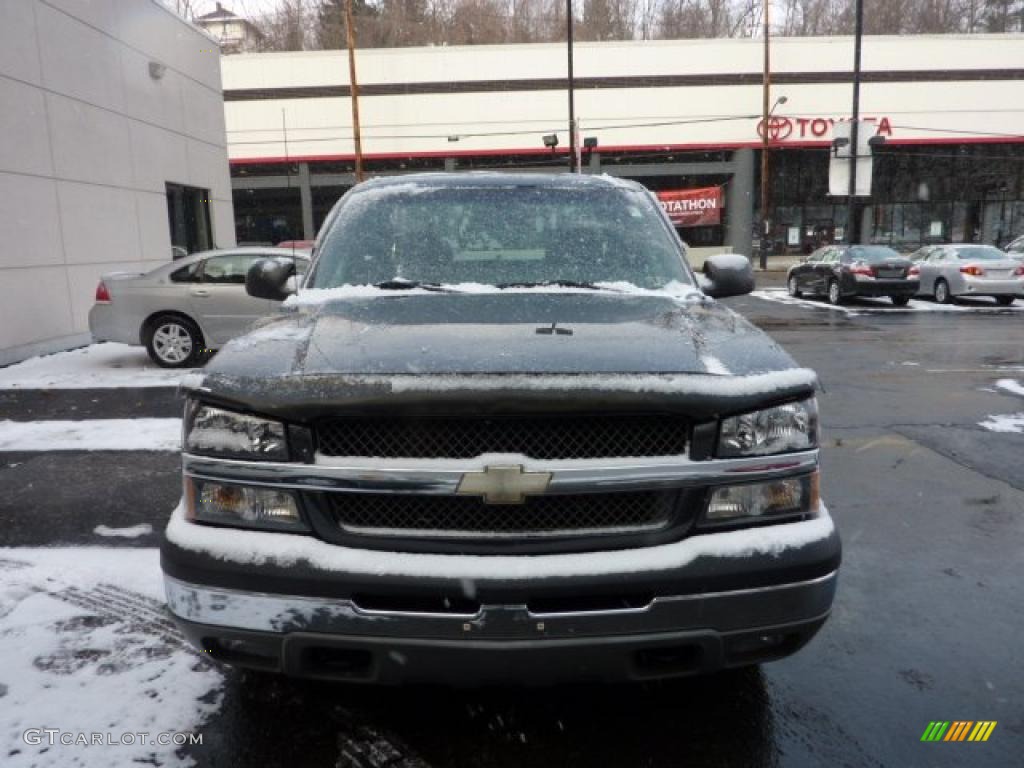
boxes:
[954,246,1007,261]
[848,245,902,263]
[309,184,691,290]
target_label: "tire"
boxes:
[995,296,1016,307]
[934,279,952,305]
[891,295,911,306]
[144,314,203,368]
[827,279,843,306]
[787,276,802,298]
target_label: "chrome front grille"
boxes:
[315,415,688,459]
[322,490,682,539]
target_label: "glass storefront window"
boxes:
[233,187,302,245]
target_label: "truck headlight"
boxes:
[185,478,307,531]
[717,398,818,457]
[184,403,287,461]
[704,473,819,525]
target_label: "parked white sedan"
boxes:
[909,244,1024,306]
[88,247,309,367]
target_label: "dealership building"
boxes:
[0,0,234,365]
[223,34,1024,258]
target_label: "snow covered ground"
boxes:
[751,288,1024,315]
[0,549,222,768]
[978,413,1024,434]
[0,344,190,390]
[997,379,1024,398]
[0,419,181,452]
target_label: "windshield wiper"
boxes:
[497,280,626,292]
[373,278,455,293]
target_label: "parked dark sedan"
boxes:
[787,245,920,306]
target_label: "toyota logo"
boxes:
[757,116,793,141]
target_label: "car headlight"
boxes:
[184,402,288,460]
[704,473,819,525]
[718,398,818,457]
[185,478,307,531]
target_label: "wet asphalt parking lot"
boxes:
[1,284,1022,767]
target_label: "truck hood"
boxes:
[189,291,815,417]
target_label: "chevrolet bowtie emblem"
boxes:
[456,465,553,505]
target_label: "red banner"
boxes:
[656,187,723,227]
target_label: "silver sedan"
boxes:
[909,244,1024,306]
[88,247,309,367]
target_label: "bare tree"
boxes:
[577,0,636,40]
[251,0,1020,50]
[255,0,314,50]
[981,0,1024,30]
[164,0,200,19]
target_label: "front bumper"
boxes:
[165,571,836,684]
[162,508,840,684]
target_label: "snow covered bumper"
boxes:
[161,505,840,684]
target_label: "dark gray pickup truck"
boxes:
[161,173,840,685]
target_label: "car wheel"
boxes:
[787,276,802,298]
[891,295,911,306]
[145,315,203,368]
[995,296,1015,307]
[827,280,843,306]
[934,279,952,304]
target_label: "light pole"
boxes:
[567,0,577,173]
[759,0,771,269]
[345,0,364,183]
[845,0,864,244]
[760,89,786,269]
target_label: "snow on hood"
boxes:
[283,280,703,308]
[358,368,817,396]
[165,500,834,581]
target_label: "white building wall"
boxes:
[221,35,1024,161]
[0,0,235,365]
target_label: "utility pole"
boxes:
[759,0,771,269]
[345,0,364,183]
[567,0,577,173]
[845,0,864,244]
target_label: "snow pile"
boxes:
[93,524,154,539]
[978,414,1024,434]
[0,344,187,390]
[165,500,834,580]
[996,379,1024,398]
[0,548,222,768]
[0,419,181,452]
[753,288,1024,314]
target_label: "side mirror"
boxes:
[702,254,755,299]
[246,257,297,301]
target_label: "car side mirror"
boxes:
[246,257,297,301]
[702,254,755,299]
